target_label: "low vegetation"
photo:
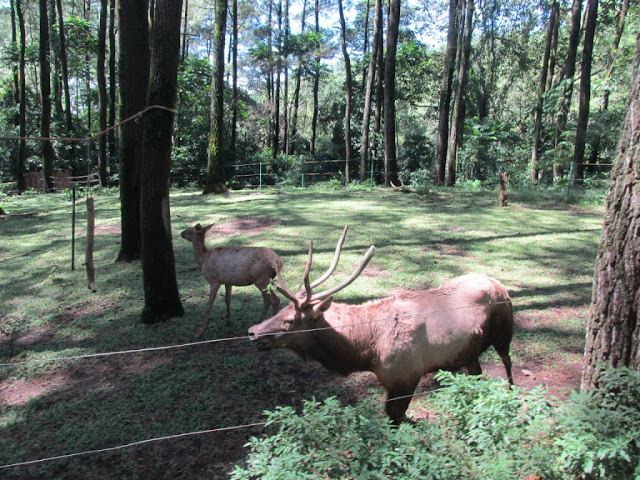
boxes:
[0,184,621,478]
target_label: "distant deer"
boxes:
[181,223,283,338]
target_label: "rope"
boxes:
[0,105,176,144]
[0,301,512,368]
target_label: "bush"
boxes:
[232,369,640,479]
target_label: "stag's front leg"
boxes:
[196,283,221,338]
[385,379,419,425]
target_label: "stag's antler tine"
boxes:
[309,225,349,289]
[275,269,300,307]
[300,242,314,308]
[311,245,376,301]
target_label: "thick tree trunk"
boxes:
[435,0,459,185]
[116,0,149,262]
[203,0,228,194]
[338,0,353,185]
[360,0,382,182]
[97,0,109,186]
[108,0,117,163]
[445,0,473,187]
[530,0,558,182]
[140,0,185,323]
[572,0,598,185]
[231,0,238,153]
[581,22,640,390]
[39,0,56,192]
[15,0,26,193]
[383,0,400,187]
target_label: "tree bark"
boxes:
[383,0,400,187]
[97,0,109,187]
[203,0,228,194]
[445,0,473,187]
[530,0,558,182]
[360,0,382,182]
[572,0,598,185]
[39,0,56,192]
[338,0,353,185]
[581,21,640,390]
[15,0,26,193]
[108,0,117,163]
[289,0,307,155]
[310,0,320,155]
[116,0,149,262]
[231,0,238,154]
[435,0,459,185]
[140,0,185,323]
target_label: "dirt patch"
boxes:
[206,217,281,237]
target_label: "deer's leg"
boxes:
[500,353,514,386]
[258,287,271,321]
[270,290,280,314]
[466,359,482,376]
[385,379,419,425]
[224,284,232,326]
[197,283,221,338]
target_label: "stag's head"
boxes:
[248,225,375,352]
[180,223,213,243]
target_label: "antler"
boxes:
[275,226,375,308]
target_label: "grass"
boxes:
[0,184,604,479]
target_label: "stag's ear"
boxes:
[311,296,333,319]
[194,223,203,230]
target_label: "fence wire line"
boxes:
[0,300,512,368]
[0,387,452,471]
[0,422,269,471]
[0,105,176,144]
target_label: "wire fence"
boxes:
[0,300,513,470]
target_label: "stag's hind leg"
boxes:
[385,379,420,425]
[224,284,233,326]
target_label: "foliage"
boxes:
[233,369,640,480]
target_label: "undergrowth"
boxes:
[232,368,640,480]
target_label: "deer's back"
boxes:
[203,247,281,285]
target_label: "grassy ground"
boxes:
[0,185,604,479]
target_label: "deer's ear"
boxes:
[203,224,215,232]
[195,223,203,230]
[312,297,333,319]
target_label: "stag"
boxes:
[248,230,514,423]
[181,223,283,338]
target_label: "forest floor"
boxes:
[0,185,604,479]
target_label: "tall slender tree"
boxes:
[383,0,400,186]
[116,0,150,262]
[572,0,599,185]
[14,0,26,193]
[435,0,459,185]
[203,0,228,194]
[445,0,473,187]
[39,0,56,192]
[360,0,382,182]
[140,0,185,323]
[97,0,109,186]
[338,0,353,185]
[582,20,640,390]
[310,0,320,155]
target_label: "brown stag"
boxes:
[248,230,514,423]
[181,223,283,338]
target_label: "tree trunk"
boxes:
[140,0,185,323]
[289,0,307,155]
[383,0,400,187]
[203,0,228,194]
[56,0,74,143]
[116,0,149,262]
[530,0,558,182]
[572,0,598,185]
[445,0,473,187]
[39,0,56,192]
[360,0,382,182]
[338,0,353,185]
[272,0,282,159]
[15,0,26,193]
[310,0,320,155]
[553,0,582,180]
[231,0,238,154]
[435,0,459,185]
[97,0,109,187]
[108,0,117,163]
[581,21,640,390]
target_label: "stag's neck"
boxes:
[191,237,210,269]
[311,302,384,375]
